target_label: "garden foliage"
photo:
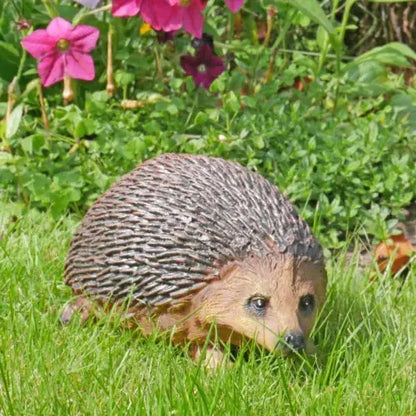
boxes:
[0,0,416,247]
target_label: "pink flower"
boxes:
[180,43,226,89]
[112,0,206,38]
[111,0,142,17]
[21,17,99,87]
[145,0,206,38]
[225,0,244,12]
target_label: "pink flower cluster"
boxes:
[112,0,244,38]
[21,1,243,89]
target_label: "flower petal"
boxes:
[68,25,100,53]
[46,17,73,40]
[66,50,95,81]
[207,59,226,78]
[225,0,244,13]
[21,30,56,59]
[195,43,213,63]
[193,72,210,88]
[112,0,141,17]
[38,53,65,87]
[182,2,204,38]
[160,7,183,32]
[180,54,199,77]
[141,0,181,32]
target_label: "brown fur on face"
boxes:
[185,253,326,352]
[174,253,327,352]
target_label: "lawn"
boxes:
[1,203,415,415]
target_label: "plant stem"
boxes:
[261,9,295,83]
[107,24,115,97]
[332,0,356,115]
[73,4,112,25]
[262,5,277,48]
[154,45,163,81]
[41,0,58,18]
[37,81,50,133]
[339,0,357,46]
[16,48,27,80]
[63,75,74,105]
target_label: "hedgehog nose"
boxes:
[283,331,305,353]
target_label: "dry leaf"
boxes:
[375,234,416,275]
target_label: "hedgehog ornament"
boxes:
[63,154,326,366]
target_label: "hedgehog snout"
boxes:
[282,330,306,353]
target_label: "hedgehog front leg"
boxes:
[60,296,92,325]
[191,344,231,369]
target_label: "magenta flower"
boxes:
[225,0,244,12]
[112,0,142,17]
[112,0,206,38]
[141,0,206,38]
[180,44,226,89]
[21,17,99,87]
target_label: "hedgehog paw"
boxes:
[192,345,232,369]
[60,296,92,325]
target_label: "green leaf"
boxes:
[21,136,33,155]
[349,42,416,69]
[0,102,7,118]
[316,25,329,50]
[28,173,51,200]
[55,170,83,188]
[281,0,335,34]
[252,136,265,149]
[6,104,23,139]
[223,91,240,114]
[0,42,19,81]
[0,41,19,62]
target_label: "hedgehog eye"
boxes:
[299,294,315,314]
[247,296,268,317]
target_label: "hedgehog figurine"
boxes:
[63,153,326,366]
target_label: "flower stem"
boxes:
[63,75,74,105]
[37,81,50,133]
[154,45,163,80]
[73,4,112,25]
[106,24,115,97]
[262,5,277,48]
[16,48,27,80]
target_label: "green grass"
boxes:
[0,204,415,415]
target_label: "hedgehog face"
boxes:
[195,254,326,353]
